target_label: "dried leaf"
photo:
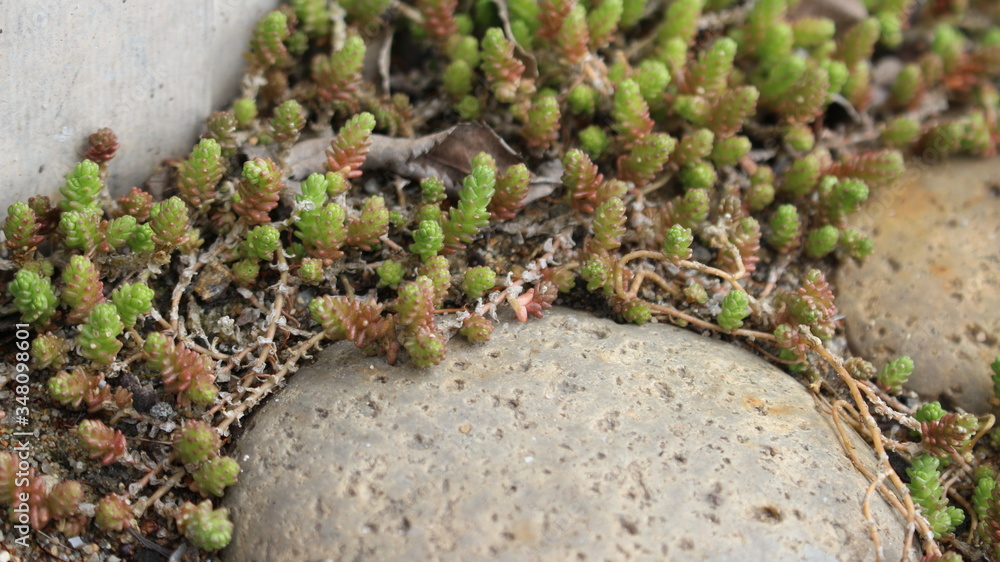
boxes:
[279,123,561,206]
[282,137,330,180]
[362,24,394,95]
[522,158,563,205]
[286,123,521,190]
[789,0,867,30]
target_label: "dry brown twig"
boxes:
[610,245,938,559]
[250,249,292,374]
[216,331,326,435]
[808,333,935,560]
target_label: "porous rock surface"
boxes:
[837,157,1000,413]
[223,307,910,561]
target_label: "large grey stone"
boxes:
[837,157,1000,413]
[0,0,281,217]
[224,307,912,561]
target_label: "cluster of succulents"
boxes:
[907,454,967,538]
[4,0,1000,557]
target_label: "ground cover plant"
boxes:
[3,0,1000,559]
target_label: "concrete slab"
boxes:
[0,0,280,217]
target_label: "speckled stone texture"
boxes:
[223,307,911,561]
[837,157,1000,413]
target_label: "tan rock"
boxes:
[837,157,1000,413]
[223,308,911,561]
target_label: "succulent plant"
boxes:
[616,298,652,325]
[243,225,282,261]
[46,480,84,520]
[269,99,306,149]
[84,128,120,166]
[95,494,133,531]
[32,332,68,369]
[461,266,497,299]
[59,160,104,213]
[59,210,102,255]
[442,164,495,252]
[481,27,533,103]
[312,35,365,112]
[717,290,750,331]
[768,204,802,253]
[4,201,43,263]
[192,456,240,497]
[61,255,105,324]
[234,158,283,225]
[9,269,58,325]
[460,313,495,344]
[877,356,915,395]
[326,112,375,178]
[346,195,389,250]
[77,419,127,465]
[177,500,233,551]
[48,369,90,409]
[174,420,223,465]
[77,303,124,365]
[247,10,290,70]
[204,111,239,157]
[907,455,965,538]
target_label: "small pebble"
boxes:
[149,402,175,420]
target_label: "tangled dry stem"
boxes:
[813,340,930,561]
[614,246,939,560]
[129,333,326,523]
